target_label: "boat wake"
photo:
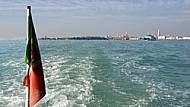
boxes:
[37,55,97,107]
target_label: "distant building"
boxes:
[122,31,129,40]
[157,29,166,40]
[166,36,176,40]
[182,36,190,40]
[129,36,139,40]
[158,29,160,36]
[106,31,129,40]
[158,36,166,40]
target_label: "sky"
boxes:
[0,0,190,39]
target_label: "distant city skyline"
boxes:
[0,0,190,39]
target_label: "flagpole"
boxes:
[25,66,30,107]
[25,6,31,107]
[23,5,46,106]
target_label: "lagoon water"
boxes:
[0,40,190,107]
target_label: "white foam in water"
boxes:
[0,57,28,106]
[110,52,180,106]
[109,54,166,106]
[35,55,97,107]
[1,59,23,68]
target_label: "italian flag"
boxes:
[22,6,46,107]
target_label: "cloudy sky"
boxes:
[0,0,190,39]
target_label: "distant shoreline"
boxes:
[39,36,109,40]
[38,35,190,40]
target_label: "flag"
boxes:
[22,6,46,107]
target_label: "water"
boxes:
[0,40,190,107]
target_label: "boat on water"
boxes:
[143,34,157,41]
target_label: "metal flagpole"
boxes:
[25,66,30,107]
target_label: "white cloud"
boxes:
[0,0,188,15]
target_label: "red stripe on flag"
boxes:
[29,63,46,106]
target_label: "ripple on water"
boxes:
[35,55,97,106]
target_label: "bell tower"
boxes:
[158,29,160,37]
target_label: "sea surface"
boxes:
[0,40,190,107]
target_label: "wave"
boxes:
[36,55,97,106]
[109,51,190,106]
[0,58,26,107]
